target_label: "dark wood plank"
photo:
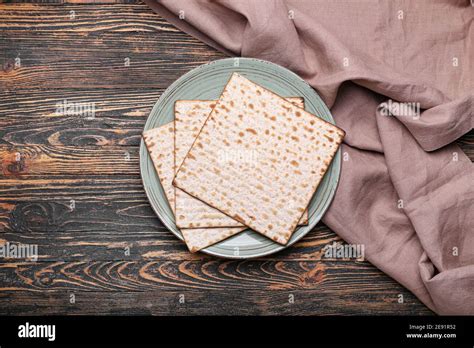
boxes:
[0,289,432,315]
[0,259,433,315]
[0,176,146,201]
[457,131,474,157]
[0,260,397,292]
[0,3,227,91]
[0,146,139,175]
[0,89,161,146]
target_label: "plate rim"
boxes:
[140,57,342,259]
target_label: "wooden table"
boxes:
[1,1,471,315]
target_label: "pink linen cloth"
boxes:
[145,0,474,314]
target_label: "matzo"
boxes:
[143,123,245,252]
[143,123,175,210]
[174,98,309,228]
[174,73,344,244]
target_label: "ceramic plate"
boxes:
[140,58,341,258]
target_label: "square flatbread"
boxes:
[174,98,309,229]
[174,73,344,245]
[143,123,245,252]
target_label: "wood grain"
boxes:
[0,260,404,292]
[0,89,161,146]
[0,2,470,316]
[0,4,226,90]
[0,289,432,315]
[0,260,433,314]
[0,146,139,175]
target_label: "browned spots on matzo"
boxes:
[290,160,299,167]
[324,134,334,142]
[219,104,230,112]
[246,128,257,135]
[291,136,300,142]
